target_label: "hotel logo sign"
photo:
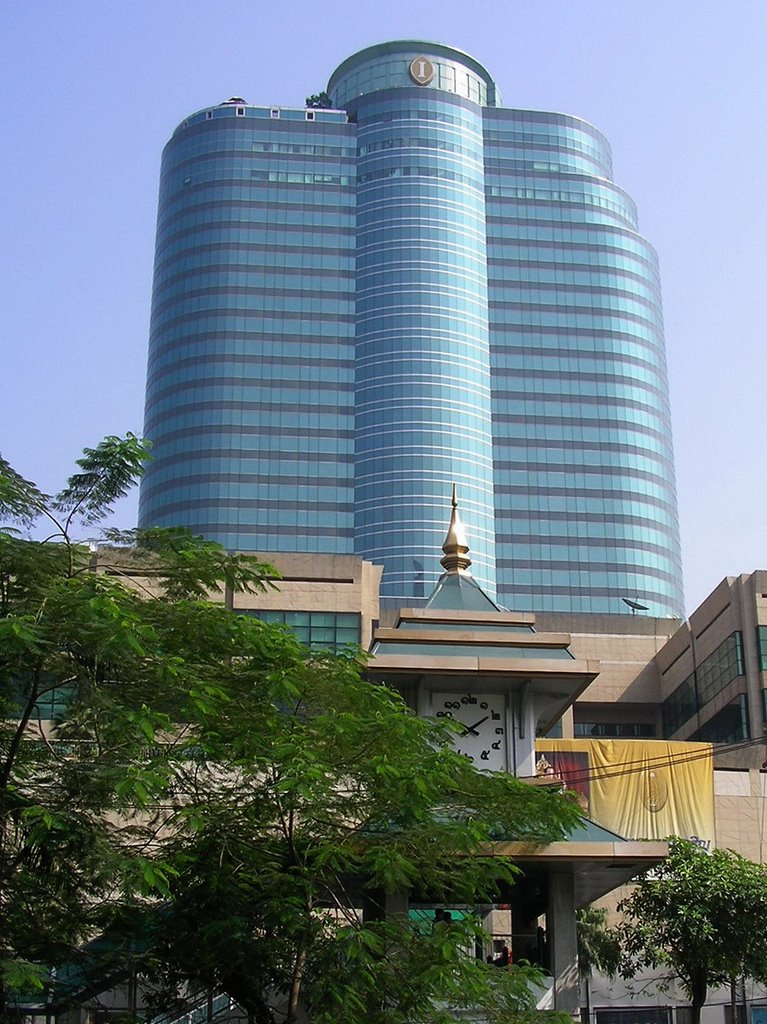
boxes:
[409,56,435,85]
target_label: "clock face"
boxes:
[432,693,507,772]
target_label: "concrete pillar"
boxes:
[362,888,409,922]
[512,683,538,776]
[384,888,409,919]
[548,872,579,1015]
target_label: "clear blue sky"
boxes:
[2,0,764,615]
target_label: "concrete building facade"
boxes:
[81,536,767,1023]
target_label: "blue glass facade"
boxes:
[483,109,682,614]
[139,41,684,616]
[139,103,357,553]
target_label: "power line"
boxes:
[525,735,767,787]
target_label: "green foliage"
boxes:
[617,838,767,1024]
[306,917,562,1024]
[305,91,332,108]
[576,906,620,979]
[101,525,279,600]
[0,456,45,528]
[0,436,583,1024]
[0,437,276,1020]
[0,959,48,995]
[53,433,151,526]
[139,635,581,1022]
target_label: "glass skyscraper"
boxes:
[139,40,684,617]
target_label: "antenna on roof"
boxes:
[622,597,649,615]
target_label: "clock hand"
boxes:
[462,714,490,736]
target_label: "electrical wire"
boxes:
[522,734,767,787]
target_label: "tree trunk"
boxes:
[287,945,307,1024]
[690,971,708,1024]
[730,976,738,1024]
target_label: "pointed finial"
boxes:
[440,483,472,574]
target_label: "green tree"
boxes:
[617,838,767,1024]
[140,635,582,1024]
[576,906,620,980]
[305,91,332,108]
[1,436,583,1024]
[0,436,273,1019]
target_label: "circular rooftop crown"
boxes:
[327,40,500,110]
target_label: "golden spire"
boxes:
[440,483,472,574]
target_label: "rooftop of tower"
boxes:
[327,39,502,108]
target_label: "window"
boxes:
[575,722,656,738]
[696,632,744,705]
[690,694,749,743]
[236,107,245,116]
[270,107,280,119]
[205,110,212,119]
[595,1010,671,1024]
[662,632,745,736]
[306,110,315,121]
[239,610,360,650]
[757,625,767,670]
[11,675,73,719]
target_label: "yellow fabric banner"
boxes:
[535,739,714,846]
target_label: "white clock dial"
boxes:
[432,692,507,771]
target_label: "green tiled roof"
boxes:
[371,639,574,659]
[565,818,629,843]
[425,573,504,612]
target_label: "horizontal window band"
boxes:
[494,537,679,560]
[140,516,355,540]
[155,225,354,260]
[492,462,675,487]
[491,382,669,411]
[497,566,681,587]
[153,265,355,299]
[494,486,677,509]
[162,155,356,186]
[139,492,352,514]
[154,240,356,277]
[157,203,356,237]
[493,454,676,476]
[151,288,356,321]
[145,426,353,447]
[492,415,670,444]
[491,345,664,373]
[167,116,356,144]
[147,351,350,383]
[145,377,351,410]
[158,188,354,222]
[150,308,355,337]
[144,402,353,432]
[148,331,354,361]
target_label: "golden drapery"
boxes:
[535,739,714,845]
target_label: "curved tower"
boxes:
[139,98,357,553]
[139,40,684,617]
[329,42,498,601]
[483,107,682,615]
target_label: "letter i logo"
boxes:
[409,56,435,85]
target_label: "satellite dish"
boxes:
[622,597,649,615]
